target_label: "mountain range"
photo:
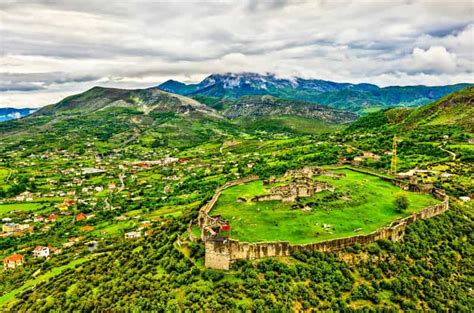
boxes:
[1,82,472,151]
[159,73,470,113]
[0,84,356,153]
[1,74,472,149]
[29,85,357,126]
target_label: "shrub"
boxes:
[393,193,409,213]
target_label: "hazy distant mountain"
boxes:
[0,108,36,122]
[159,73,470,113]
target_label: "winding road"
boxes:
[439,145,456,161]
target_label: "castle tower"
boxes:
[205,239,232,270]
[390,135,398,174]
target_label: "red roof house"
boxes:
[3,254,24,269]
[46,214,57,223]
[76,213,87,222]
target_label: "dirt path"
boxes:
[6,168,13,182]
[439,145,456,161]
[104,197,112,210]
[118,174,125,192]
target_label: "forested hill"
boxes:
[0,89,353,155]
[33,86,220,118]
[0,85,360,149]
[347,86,474,133]
[223,95,358,123]
[158,72,470,113]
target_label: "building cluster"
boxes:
[132,157,180,168]
[1,222,33,237]
[3,245,56,270]
[353,151,381,163]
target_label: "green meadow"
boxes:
[0,202,45,216]
[0,167,11,189]
[211,168,438,244]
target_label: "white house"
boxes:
[124,231,141,239]
[32,246,50,258]
[33,215,44,222]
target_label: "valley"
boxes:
[0,83,472,311]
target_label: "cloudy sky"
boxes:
[1,0,473,108]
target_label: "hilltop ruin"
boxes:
[189,167,449,270]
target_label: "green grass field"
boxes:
[0,202,45,216]
[211,168,439,244]
[0,167,11,189]
[235,115,343,134]
[91,221,135,236]
[0,167,9,180]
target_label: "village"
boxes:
[0,137,279,271]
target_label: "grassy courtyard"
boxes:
[211,168,439,244]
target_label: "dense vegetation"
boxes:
[4,204,472,311]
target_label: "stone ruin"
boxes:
[203,189,449,270]
[190,167,449,270]
[253,167,340,203]
[268,166,346,182]
[252,177,334,202]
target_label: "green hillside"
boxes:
[401,86,474,131]
[0,86,361,154]
[347,86,474,133]
[35,86,220,118]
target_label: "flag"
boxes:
[220,224,231,231]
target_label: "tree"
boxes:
[393,193,409,213]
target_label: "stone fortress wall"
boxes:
[197,167,449,270]
[197,175,259,240]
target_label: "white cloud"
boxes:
[408,46,458,74]
[0,0,473,108]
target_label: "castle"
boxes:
[191,167,449,270]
